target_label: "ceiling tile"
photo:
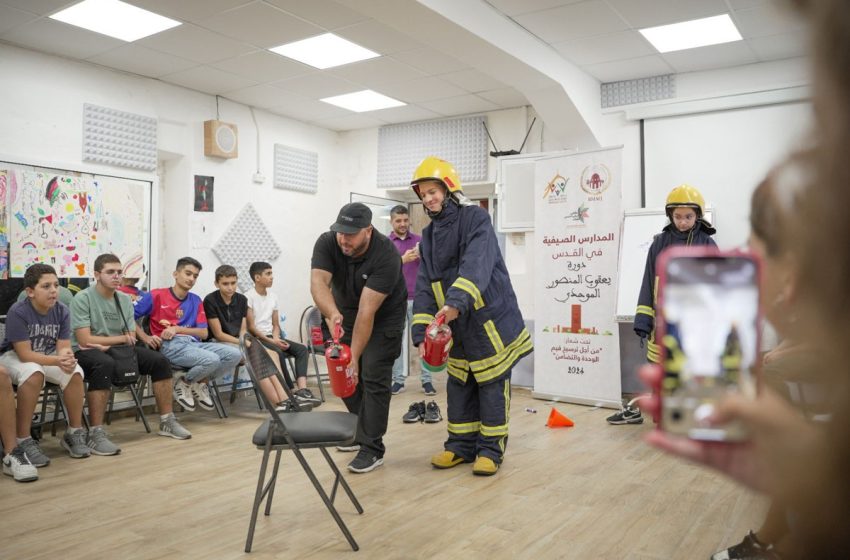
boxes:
[512,0,629,43]
[223,84,292,108]
[604,0,727,29]
[1,18,124,60]
[136,23,255,64]
[438,69,507,92]
[310,113,387,131]
[125,0,254,23]
[272,72,360,98]
[335,19,423,55]
[390,47,469,76]
[661,41,758,73]
[748,32,808,62]
[210,50,312,83]
[160,65,257,95]
[198,2,323,48]
[0,0,74,16]
[87,44,198,77]
[420,94,499,117]
[376,76,468,104]
[268,91,350,121]
[582,54,674,82]
[0,4,38,35]
[486,0,585,17]
[264,0,370,30]
[476,87,529,108]
[553,30,654,65]
[367,104,442,124]
[329,57,426,88]
[733,4,807,38]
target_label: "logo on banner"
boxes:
[580,164,611,195]
[565,203,590,225]
[542,173,569,204]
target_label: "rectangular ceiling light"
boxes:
[321,90,405,112]
[639,14,742,53]
[270,33,380,69]
[50,0,180,42]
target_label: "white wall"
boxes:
[644,101,813,249]
[0,43,345,332]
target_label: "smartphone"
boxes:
[656,246,761,441]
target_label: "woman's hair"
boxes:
[749,149,813,258]
[787,1,850,556]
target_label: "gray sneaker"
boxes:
[2,446,38,482]
[61,430,91,458]
[19,437,50,467]
[87,427,121,456]
[159,415,192,440]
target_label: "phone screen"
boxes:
[659,253,759,440]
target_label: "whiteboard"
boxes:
[644,102,810,249]
[1,161,151,279]
[615,207,714,321]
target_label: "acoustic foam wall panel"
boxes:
[601,75,675,109]
[82,104,157,171]
[212,203,281,292]
[274,144,318,194]
[377,116,489,188]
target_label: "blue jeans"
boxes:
[392,300,431,385]
[160,336,242,382]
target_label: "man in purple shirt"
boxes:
[388,205,436,396]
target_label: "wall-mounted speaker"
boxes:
[204,120,238,159]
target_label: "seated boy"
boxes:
[136,257,241,411]
[0,263,89,468]
[203,264,296,410]
[73,253,191,448]
[246,261,319,407]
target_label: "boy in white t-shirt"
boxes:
[245,262,320,407]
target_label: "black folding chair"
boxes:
[299,305,328,402]
[240,333,362,553]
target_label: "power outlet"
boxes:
[252,172,266,184]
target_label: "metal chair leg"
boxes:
[209,380,227,419]
[291,447,359,551]
[128,385,151,433]
[245,444,273,553]
[310,348,326,402]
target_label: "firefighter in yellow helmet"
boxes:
[609,184,717,425]
[410,156,532,475]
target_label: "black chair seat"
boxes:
[253,411,357,447]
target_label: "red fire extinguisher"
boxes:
[325,323,356,398]
[422,314,452,373]
[310,325,323,347]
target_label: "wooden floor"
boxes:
[0,373,766,560]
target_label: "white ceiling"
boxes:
[0,0,807,130]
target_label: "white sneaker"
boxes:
[2,446,38,482]
[191,381,215,411]
[173,378,195,411]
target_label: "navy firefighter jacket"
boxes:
[634,219,717,362]
[412,201,533,385]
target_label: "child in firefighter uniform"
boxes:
[411,156,533,476]
[611,185,718,425]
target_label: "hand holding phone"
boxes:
[656,247,761,441]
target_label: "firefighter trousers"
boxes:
[444,370,512,464]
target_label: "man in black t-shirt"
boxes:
[311,202,407,473]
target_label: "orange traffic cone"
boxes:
[546,407,574,428]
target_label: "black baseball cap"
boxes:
[330,202,372,234]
